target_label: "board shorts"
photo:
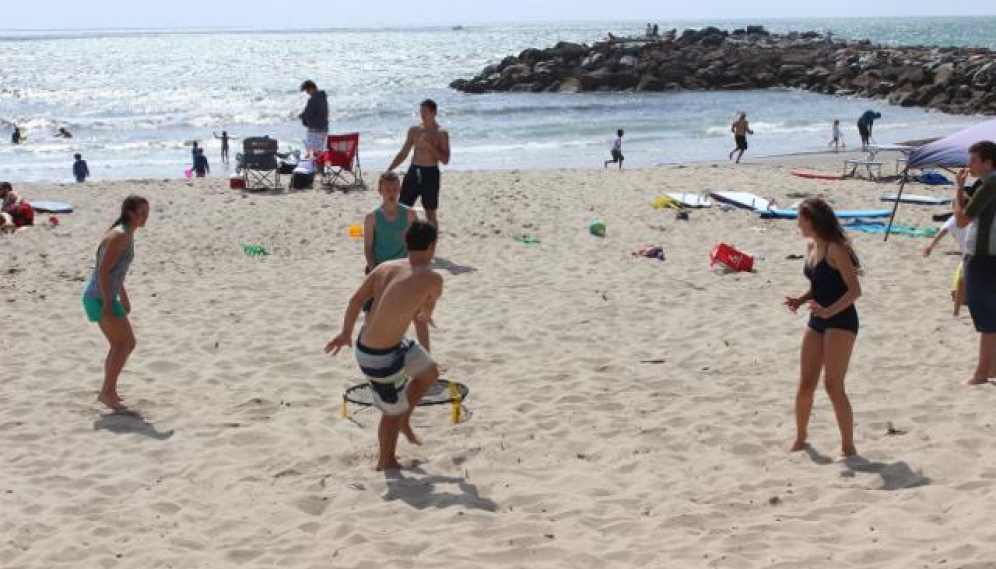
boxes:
[735,135,748,150]
[610,149,623,162]
[965,254,996,333]
[858,124,870,139]
[355,338,435,416]
[401,165,440,211]
[82,295,127,323]
[305,129,327,154]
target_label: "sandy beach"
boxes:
[2,154,995,568]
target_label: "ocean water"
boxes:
[1,17,994,182]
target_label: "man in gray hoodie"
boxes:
[299,80,329,157]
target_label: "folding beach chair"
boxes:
[317,132,364,191]
[236,136,281,190]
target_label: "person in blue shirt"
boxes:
[857,111,881,151]
[73,153,90,183]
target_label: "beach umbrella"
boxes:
[885,119,996,240]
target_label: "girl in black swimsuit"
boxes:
[784,198,862,458]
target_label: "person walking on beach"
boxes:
[729,112,753,163]
[784,198,862,458]
[214,131,236,165]
[363,172,430,350]
[299,80,329,158]
[604,129,624,169]
[325,221,444,471]
[828,119,845,152]
[388,99,450,229]
[952,140,996,385]
[73,153,90,183]
[82,195,150,411]
[857,110,881,152]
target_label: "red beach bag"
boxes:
[710,243,753,273]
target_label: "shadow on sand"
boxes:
[841,456,930,490]
[94,409,175,441]
[383,467,497,511]
[433,257,477,276]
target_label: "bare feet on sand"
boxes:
[97,392,126,411]
[965,377,990,385]
[840,446,858,459]
[789,439,806,452]
[376,459,403,472]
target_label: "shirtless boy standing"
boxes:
[325,221,443,471]
[387,99,450,229]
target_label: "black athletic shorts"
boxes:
[401,165,440,211]
[611,149,623,161]
[735,135,748,150]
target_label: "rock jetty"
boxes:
[450,26,996,115]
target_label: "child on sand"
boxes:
[924,215,969,315]
[73,153,90,183]
[325,221,444,471]
[82,196,150,411]
[784,198,862,458]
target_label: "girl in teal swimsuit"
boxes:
[82,195,149,411]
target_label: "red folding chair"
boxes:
[317,132,364,191]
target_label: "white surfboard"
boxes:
[708,190,772,211]
[664,192,713,208]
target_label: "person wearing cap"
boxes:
[299,80,329,158]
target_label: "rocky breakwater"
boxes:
[450,26,996,115]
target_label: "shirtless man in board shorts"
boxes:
[387,99,450,229]
[325,221,443,470]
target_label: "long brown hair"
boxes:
[798,197,860,268]
[111,195,148,230]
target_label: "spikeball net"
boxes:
[342,379,470,424]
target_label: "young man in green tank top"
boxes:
[363,172,430,349]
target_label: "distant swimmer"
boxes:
[11,126,24,144]
[55,127,73,139]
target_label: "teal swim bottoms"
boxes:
[82,296,126,322]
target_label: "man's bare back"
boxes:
[732,119,750,136]
[361,259,443,349]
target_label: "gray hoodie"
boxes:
[300,90,329,131]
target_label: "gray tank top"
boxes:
[83,228,134,300]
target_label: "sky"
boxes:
[0,0,989,29]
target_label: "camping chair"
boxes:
[236,136,281,190]
[317,133,364,191]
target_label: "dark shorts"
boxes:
[808,306,859,335]
[965,254,996,333]
[401,165,440,211]
[735,135,748,150]
[858,124,870,139]
[610,149,623,161]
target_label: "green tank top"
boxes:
[372,205,410,265]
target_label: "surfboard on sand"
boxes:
[791,169,845,180]
[880,194,952,205]
[664,192,712,208]
[708,190,772,211]
[27,201,73,213]
[758,208,893,220]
